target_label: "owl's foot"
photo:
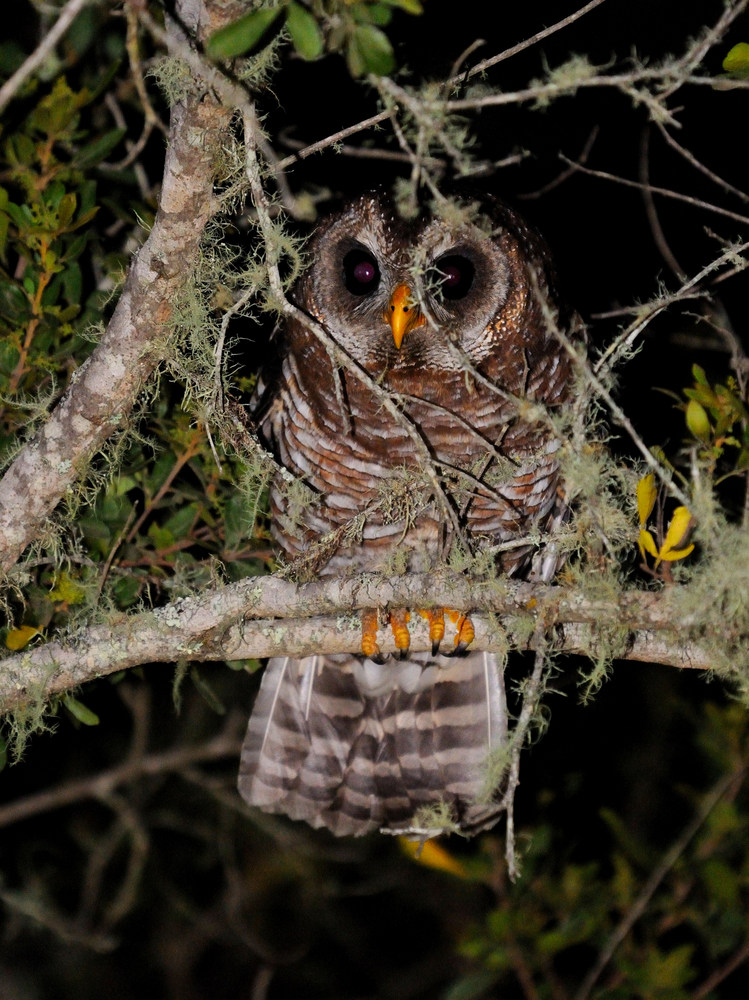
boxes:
[361,608,411,662]
[419,609,475,656]
[361,608,474,661]
[446,610,475,656]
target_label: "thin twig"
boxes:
[276,110,394,170]
[657,0,749,103]
[561,158,749,228]
[452,0,610,85]
[594,242,749,377]
[655,120,749,206]
[0,0,94,115]
[639,126,685,280]
[520,127,599,200]
[0,724,244,828]
[502,620,550,880]
[692,936,749,1000]
[573,763,748,1000]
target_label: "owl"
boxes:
[238,190,572,837]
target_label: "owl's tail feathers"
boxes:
[238,650,508,838]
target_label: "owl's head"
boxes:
[293,190,555,377]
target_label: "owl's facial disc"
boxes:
[386,283,426,349]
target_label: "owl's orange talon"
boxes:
[362,607,472,660]
[446,609,475,657]
[389,608,411,659]
[361,608,382,660]
[419,609,446,655]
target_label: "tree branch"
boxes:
[0,0,94,115]
[0,1,231,574]
[0,573,724,715]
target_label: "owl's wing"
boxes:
[238,651,507,837]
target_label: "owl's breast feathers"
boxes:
[259,312,569,576]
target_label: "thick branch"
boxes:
[0,6,229,574]
[0,573,723,715]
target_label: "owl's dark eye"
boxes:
[435,254,475,301]
[343,249,380,295]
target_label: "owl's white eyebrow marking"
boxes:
[352,223,381,255]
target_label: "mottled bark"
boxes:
[0,573,717,714]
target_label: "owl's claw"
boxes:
[448,611,475,655]
[418,609,445,655]
[421,608,474,656]
[361,609,382,661]
[389,609,411,658]
[361,608,410,660]
[361,607,473,660]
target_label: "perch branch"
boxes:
[0,573,726,715]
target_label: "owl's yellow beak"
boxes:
[386,283,426,349]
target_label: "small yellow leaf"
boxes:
[399,837,468,878]
[638,528,659,560]
[723,42,749,76]
[5,625,41,650]
[659,543,695,563]
[637,474,657,525]
[660,506,694,559]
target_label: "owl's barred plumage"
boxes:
[239,191,572,837]
[239,650,507,836]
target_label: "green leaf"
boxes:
[113,575,141,608]
[56,192,77,229]
[286,2,324,60]
[380,0,423,13]
[205,7,283,60]
[46,181,67,209]
[63,232,89,263]
[66,205,99,232]
[148,523,174,551]
[63,694,100,726]
[163,502,198,539]
[6,201,34,230]
[190,667,226,714]
[363,4,394,26]
[442,970,500,1000]
[62,261,83,305]
[74,127,126,169]
[0,282,28,324]
[691,363,710,387]
[348,24,395,76]
[6,132,36,168]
